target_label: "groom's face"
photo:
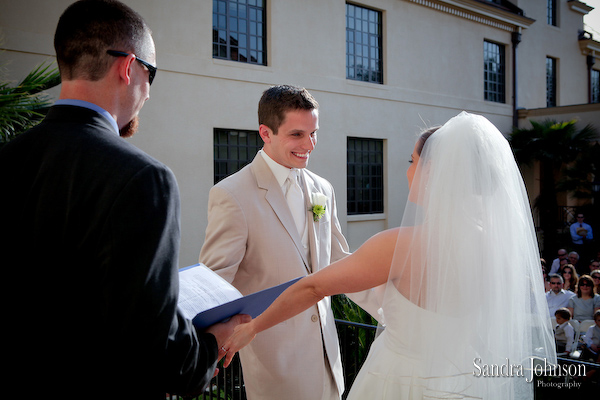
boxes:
[260,108,319,169]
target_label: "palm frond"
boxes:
[0,60,60,144]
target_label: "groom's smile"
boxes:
[260,108,319,170]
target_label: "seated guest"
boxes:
[591,269,600,294]
[567,251,581,273]
[587,260,600,275]
[561,264,579,292]
[567,275,600,322]
[549,249,568,274]
[558,258,569,273]
[541,259,550,292]
[546,274,575,316]
[582,310,600,362]
[554,308,575,353]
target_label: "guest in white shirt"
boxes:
[549,249,568,274]
[546,274,575,316]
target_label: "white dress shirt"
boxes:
[546,289,575,316]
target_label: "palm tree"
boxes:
[509,119,599,253]
[0,60,61,147]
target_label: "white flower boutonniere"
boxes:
[310,192,327,221]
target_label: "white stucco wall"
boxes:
[1,0,596,262]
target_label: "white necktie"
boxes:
[286,169,305,238]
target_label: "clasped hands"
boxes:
[205,314,256,372]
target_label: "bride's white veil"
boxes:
[379,112,556,398]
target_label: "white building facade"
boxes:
[1,0,598,264]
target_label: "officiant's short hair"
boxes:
[258,84,319,134]
[54,0,149,81]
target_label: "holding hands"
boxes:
[220,319,258,367]
[205,314,252,373]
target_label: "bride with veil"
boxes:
[221,112,556,399]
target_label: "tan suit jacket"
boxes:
[200,154,380,400]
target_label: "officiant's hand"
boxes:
[206,314,251,361]
[221,319,258,368]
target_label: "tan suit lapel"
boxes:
[251,156,311,273]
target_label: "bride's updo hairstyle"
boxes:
[415,126,440,156]
[419,114,505,197]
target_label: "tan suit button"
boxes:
[311,314,318,322]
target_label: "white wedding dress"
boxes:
[347,112,556,399]
[348,290,476,399]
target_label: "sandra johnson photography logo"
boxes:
[473,357,586,385]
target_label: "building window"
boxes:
[592,69,600,104]
[214,128,262,183]
[483,40,505,103]
[346,3,383,84]
[547,0,557,26]
[546,57,557,107]
[347,137,384,215]
[213,0,266,65]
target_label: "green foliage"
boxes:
[331,294,377,325]
[332,294,378,363]
[509,119,598,166]
[0,60,61,145]
[509,119,599,252]
[509,119,599,202]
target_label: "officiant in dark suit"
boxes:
[0,1,247,398]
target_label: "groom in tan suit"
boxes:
[199,85,379,400]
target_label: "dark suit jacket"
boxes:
[0,105,216,399]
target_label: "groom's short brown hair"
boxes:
[258,84,319,134]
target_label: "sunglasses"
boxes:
[579,283,593,287]
[107,50,156,85]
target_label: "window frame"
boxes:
[212,0,267,65]
[591,69,600,104]
[546,56,557,107]
[347,137,384,216]
[547,0,557,27]
[213,128,262,183]
[483,40,506,104]
[345,3,383,84]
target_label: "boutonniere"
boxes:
[310,192,327,221]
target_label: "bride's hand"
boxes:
[221,320,257,368]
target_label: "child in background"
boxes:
[583,309,600,362]
[554,308,575,353]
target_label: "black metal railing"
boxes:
[170,321,599,399]
[169,319,379,400]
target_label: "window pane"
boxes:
[346,3,383,84]
[592,69,600,104]
[483,40,505,103]
[347,137,384,215]
[213,0,266,66]
[214,128,262,183]
[546,57,557,107]
[547,0,557,26]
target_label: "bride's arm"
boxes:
[221,227,400,367]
